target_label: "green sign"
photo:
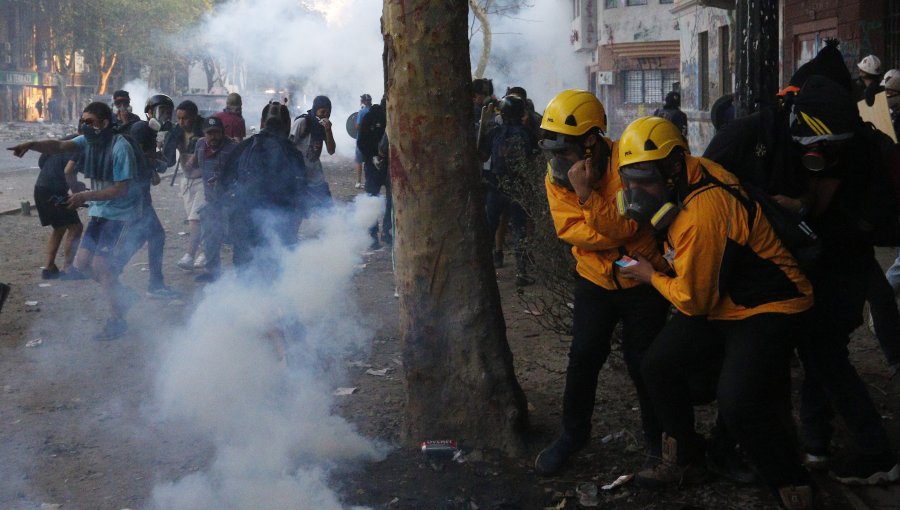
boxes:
[0,71,40,86]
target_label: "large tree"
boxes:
[383,0,528,455]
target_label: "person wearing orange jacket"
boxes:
[617,117,815,509]
[534,90,671,475]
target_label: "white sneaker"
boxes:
[193,253,207,268]
[176,254,194,271]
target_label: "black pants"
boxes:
[230,207,298,275]
[561,278,670,449]
[485,185,527,273]
[364,159,392,241]
[865,256,900,365]
[114,202,165,289]
[642,312,807,489]
[799,265,893,456]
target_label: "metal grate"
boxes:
[624,69,680,103]
[605,0,618,8]
[626,0,648,5]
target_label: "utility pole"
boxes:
[733,0,779,117]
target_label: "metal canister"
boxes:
[420,439,458,460]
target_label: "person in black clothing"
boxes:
[220,101,307,273]
[33,134,83,279]
[111,90,141,133]
[357,99,389,248]
[653,91,688,136]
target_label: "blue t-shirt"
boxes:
[357,106,370,127]
[72,135,140,221]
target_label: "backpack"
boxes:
[489,124,533,177]
[695,165,822,273]
[223,132,306,212]
[849,123,900,246]
[357,104,386,159]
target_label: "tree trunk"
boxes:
[469,0,492,79]
[98,51,117,95]
[383,0,528,456]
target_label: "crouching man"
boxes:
[616,117,816,509]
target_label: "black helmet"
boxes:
[144,94,174,114]
[499,95,525,123]
[360,93,372,105]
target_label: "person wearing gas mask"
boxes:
[213,92,246,142]
[111,90,141,134]
[163,100,206,271]
[614,116,816,509]
[785,76,900,485]
[189,116,239,283]
[8,102,141,341]
[856,54,884,106]
[534,90,671,476]
[220,101,307,271]
[883,71,900,137]
[289,95,335,211]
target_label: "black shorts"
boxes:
[80,217,126,257]
[34,186,81,228]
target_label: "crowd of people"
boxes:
[3,37,900,510]
[523,40,899,510]
[7,87,392,339]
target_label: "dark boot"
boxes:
[636,433,707,488]
[534,433,587,476]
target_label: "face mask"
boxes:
[549,156,576,190]
[82,123,108,144]
[888,94,900,111]
[152,106,172,131]
[617,165,679,230]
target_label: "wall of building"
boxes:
[782,0,885,85]
[672,1,734,153]
[591,0,682,138]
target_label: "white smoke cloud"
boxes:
[120,79,160,120]
[150,195,388,510]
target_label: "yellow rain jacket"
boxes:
[650,156,814,320]
[545,139,667,290]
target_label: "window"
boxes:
[623,69,680,103]
[605,0,618,8]
[699,31,709,109]
[719,25,732,95]
[626,0,648,5]
[659,0,674,4]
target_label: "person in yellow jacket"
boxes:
[534,90,672,476]
[617,116,815,509]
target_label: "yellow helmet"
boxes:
[618,116,689,168]
[540,89,607,137]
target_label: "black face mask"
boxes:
[82,123,113,145]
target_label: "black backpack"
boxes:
[696,165,822,273]
[357,104,386,159]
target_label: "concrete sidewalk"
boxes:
[0,169,38,215]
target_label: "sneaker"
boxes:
[515,274,535,287]
[492,250,504,269]
[635,433,707,488]
[176,254,194,271]
[829,453,900,485]
[60,268,90,280]
[41,266,60,279]
[778,485,815,510]
[355,182,363,189]
[193,253,207,268]
[146,285,180,299]
[93,317,127,341]
[534,433,587,476]
[194,272,219,283]
[0,283,10,313]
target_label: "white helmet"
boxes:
[858,54,882,76]
[881,69,900,87]
[884,75,900,94]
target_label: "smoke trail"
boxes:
[150,196,387,510]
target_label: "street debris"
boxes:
[333,387,358,396]
[25,300,39,306]
[25,338,43,348]
[366,368,392,377]
[576,482,598,507]
[38,283,51,288]
[347,360,372,368]
[601,473,634,490]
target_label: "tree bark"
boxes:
[98,50,117,95]
[383,0,528,456]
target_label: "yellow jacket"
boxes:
[545,139,667,290]
[650,156,814,320]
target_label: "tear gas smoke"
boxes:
[150,195,387,509]
[190,0,584,157]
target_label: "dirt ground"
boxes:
[0,148,899,510]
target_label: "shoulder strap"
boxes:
[693,164,758,234]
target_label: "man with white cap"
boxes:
[857,54,884,105]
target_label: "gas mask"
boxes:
[149,106,173,131]
[81,123,112,145]
[539,132,591,191]
[617,164,679,230]
[798,142,845,172]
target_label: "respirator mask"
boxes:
[149,106,173,131]
[617,164,679,230]
[539,132,588,191]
